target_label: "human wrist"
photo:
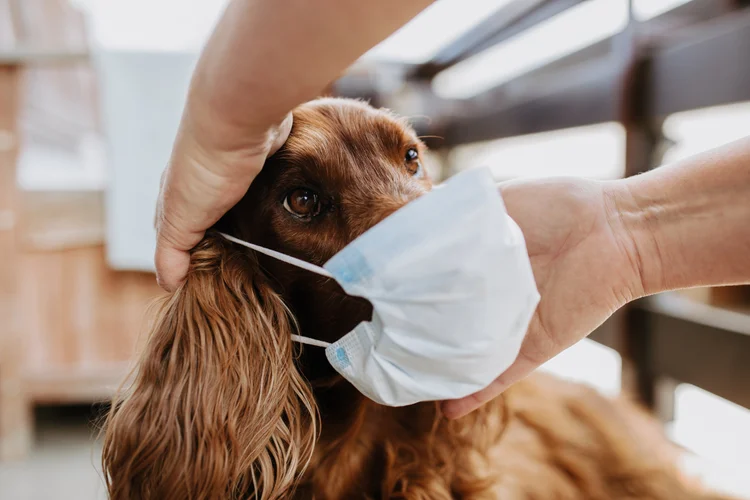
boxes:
[176,87,292,181]
[603,179,663,299]
[619,135,750,294]
[614,155,750,296]
[182,80,279,158]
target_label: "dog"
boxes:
[102,98,736,499]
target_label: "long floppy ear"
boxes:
[102,233,317,499]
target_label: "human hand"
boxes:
[154,109,293,291]
[441,178,645,419]
[150,0,440,292]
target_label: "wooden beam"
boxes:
[638,293,750,410]
[412,0,739,80]
[0,47,89,65]
[413,0,586,78]
[439,60,621,146]
[0,63,31,461]
[411,5,750,146]
[589,310,626,352]
[650,9,750,117]
[336,0,748,144]
[23,364,131,404]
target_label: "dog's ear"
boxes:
[102,233,317,500]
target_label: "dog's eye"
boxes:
[283,188,321,219]
[405,148,424,178]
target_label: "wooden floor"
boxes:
[0,405,107,500]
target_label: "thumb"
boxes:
[440,350,542,420]
[268,113,293,156]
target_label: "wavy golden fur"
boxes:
[102,98,738,499]
[101,237,317,499]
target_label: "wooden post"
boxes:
[0,63,30,460]
[614,18,675,421]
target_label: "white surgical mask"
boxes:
[220,167,539,407]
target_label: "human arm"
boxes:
[442,136,750,419]
[621,135,750,293]
[155,0,434,290]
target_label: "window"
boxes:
[364,0,512,63]
[433,0,629,99]
[632,0,693,21]
[661,101,750,165]
[447,122,626,180]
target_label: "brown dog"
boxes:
[102,98,736,500]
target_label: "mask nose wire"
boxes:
[218,232,334,278]
[218,232,333,349]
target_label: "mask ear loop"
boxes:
[290,335,331,348]
[219,232,333,349]
[219,232,334,279]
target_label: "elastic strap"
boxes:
[219,232,334,278]
[219,232,333,349]
[291,335,331,348]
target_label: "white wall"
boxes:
[95,51,198,271]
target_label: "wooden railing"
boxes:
[333,0,750,421]
[0,0,162,461]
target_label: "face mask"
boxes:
[220,167,539,407]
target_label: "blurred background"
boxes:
[1,0,750,498]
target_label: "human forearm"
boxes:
[187,0,433,150]
[619,136,750,296]
[446,136,749,419]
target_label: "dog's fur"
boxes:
[102,98,735,499]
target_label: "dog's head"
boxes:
[233,98,432,264]
[103,98,433,499]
